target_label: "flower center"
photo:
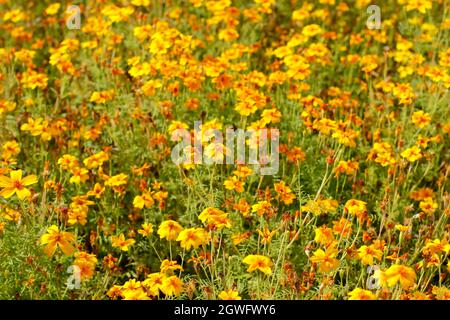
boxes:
[13,180,23,190]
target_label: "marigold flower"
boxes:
[160,275,183,296]
[158,220,183,241]
[310,246,340,273]
[176,227,209,250]
[40,225,76,256]
[242,254,272,275]
[111,233,135,251]
[357,245,383,265]
[160,259,183,273]
[219,289,242,300]
[401,146,423,162]
[0,169,38,200]
[138,222,154,237]
[379,264,416,290]
[348,288,376,300]
[223,176,245,193]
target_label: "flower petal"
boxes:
[0,176,12,188]
[10,170,22,181]
[0,188,16,199]
[16,188,31,200]
[22,175,38,186]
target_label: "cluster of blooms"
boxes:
[0,0,449,300]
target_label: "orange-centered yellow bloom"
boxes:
[242,254,272,275]
[0,170,38,200]
[111,233,135,251]
[138,222,154,237]
[348,288,376,300]
[176,227,208,250]
[378,264,416,290]
[40,225,76,256]
[223,175,245,193]
[357,244,383,265]
[160,275,183,296]
[310,246,339,273]
[219,289,242,300]
[158,220,183,241]
[401,146,423,162]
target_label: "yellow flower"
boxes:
[314,226,335,246]
[0,170,38,200]
[45,3,61,15]
[21,70,48,89]
[380,264,416,290]
[89,89,115,104]
[20,117,51,140]
[74,251,98,280]
[133,191,154,209]
[105,173,128,187]
[141,79,162,96]
[219,289,242,300]
[401,146,423,162]
[142,272,166,296]
[344,199,367,216]
[198,207,231,229]
[406,0,432,14]
[310,246,339,273]
[122,289,150,300]
[223,176,245,193]
[69,167,89,185]
[256,227,276,245]
[432,286,450,300]
[348,288,376,300]
[419,197,438,215]
[218,28,239,42]
[160,275,183,296]
[251,201,274,216]
[138,222,154,237]
[395,224,410,233]
[40,225,76,256]
[160,259,183,273]
[87,183,105,199]
[411,110,431,128]
[357,245,383,265]
[242,254,272,275]
[111,233,135,251]
[58,154,79,170]
[176,227,208,250]
[158,220,183,241]
[422,238,450,255]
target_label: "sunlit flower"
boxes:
[219,289,242,300]
[242,254,272,275]
[0,170,37,200]
[111,233,135,251]
[176,227,209,250]
[158,220,183,241]
[40,225,76,256]
[348,288,376,300]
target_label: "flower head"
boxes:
[0,170,38,200]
